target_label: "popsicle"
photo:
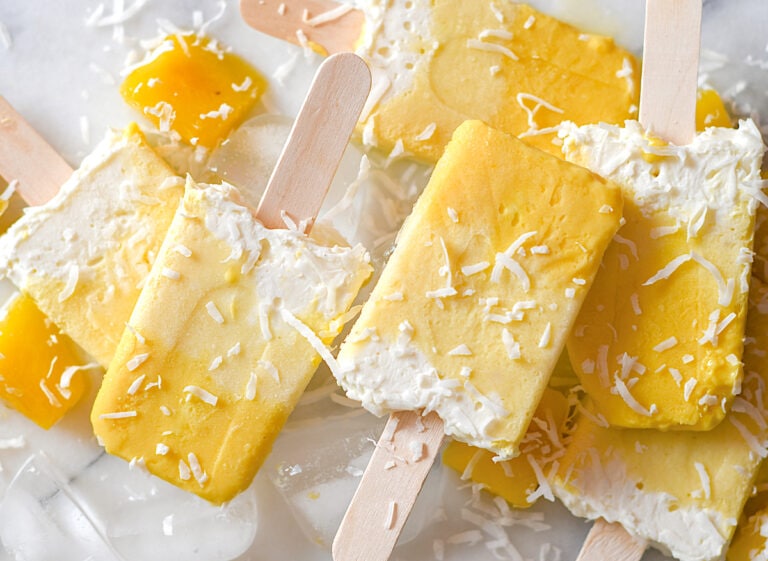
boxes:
[561,3,765,560]
[563,1,765,431]
[332,119,623,560]
[555,276,768,561]
[91,53,373,504]
[0,123,183,367]
[240,0,640,161]
[121,32,267,148]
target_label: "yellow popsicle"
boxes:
[335,119,623,458]
[0,125,183,366]
[92,178,372,503]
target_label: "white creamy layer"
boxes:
[185,181,372,326]
[336,334,509,454]
[554,459,733,561]
[354,0,433,122]
[0,128,180,290]
[559,119,766,226]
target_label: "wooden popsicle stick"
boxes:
[239,0,364,55]
[575,519,647,561]
[256,52,371,229]
[638,0,702,145]
[576,2,702,560]
[0,96,73,205]
[333,411,445,561]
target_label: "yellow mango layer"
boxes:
[0,125,182,366]
[555,278,768,561]
[92,179,371,504]
[121,33,267,148]
[442,386,569,508]
[0,292,89,429]
[336,120,622,458]
[357,0,639,162]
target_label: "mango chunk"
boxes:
[696,88,733,131]
[0,293,90,429]
[121,33,267,148]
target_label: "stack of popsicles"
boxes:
[0,2,766,561]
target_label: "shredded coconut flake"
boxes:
[653,336,678,352]
[414,122,437,141]
[280,309,343,378]
[183,385,219,406]
[462,261,490,276]
[127,374,146,395]
[385,501,397,529]
[694,462,711,499]
[502,329,521,360]
[100,411,137,420]
[467,39,518,60]
[245,372,258,400]
[59,265,79,302]
[161,267,180,280]
[614,376,654,416]
[173,244,192,257]
[205,301,225,324]
[643,254,692,286]
[188,452,208,485]
[209,356,223,371]
[126,353,149,371]
[259,360,280,383]
[538,322,552,349]
[684,378,698,401]
[178,459,191,481]
[447,344,473,356]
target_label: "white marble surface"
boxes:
[0,1,766,560]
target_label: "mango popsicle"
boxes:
[241,0,639,161]
[92,53,373,504]
[554,276,768,561]
[0,125,183,367]
[335,118,623,459]
[332,119,622,561]
[563,119,765,430]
